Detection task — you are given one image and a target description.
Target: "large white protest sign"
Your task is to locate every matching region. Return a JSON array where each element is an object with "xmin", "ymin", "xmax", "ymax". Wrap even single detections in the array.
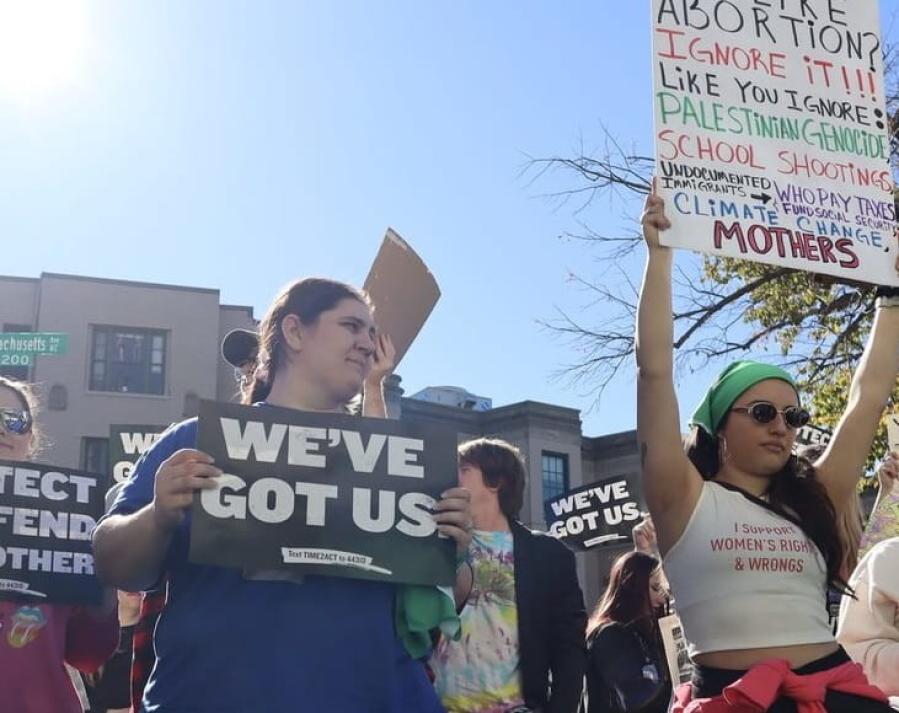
[{"xmin": 653, "ymin": 0, "xmax": 897, "ymax": 286}]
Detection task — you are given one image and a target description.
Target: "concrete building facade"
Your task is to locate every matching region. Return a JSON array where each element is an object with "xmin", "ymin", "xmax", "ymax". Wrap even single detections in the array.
[
  {"xmin": 1, "ymin": 271, "xmax": 641, "ymax": 607},
  {"xmin": 0, "ymin": 272, "xmax": 256, "ymax": 472}
]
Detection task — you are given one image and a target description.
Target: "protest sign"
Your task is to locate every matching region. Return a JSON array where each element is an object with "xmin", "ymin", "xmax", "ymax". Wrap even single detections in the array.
[
  {"xmin": 544, "ymin": 476, "xmax": 641, "ymax": 550},
  {"xmin": 0, "ymin": 460, "xmax": 105, "ymax": 604},
  {"xmin": 652, "ymin": 0, "xmax": 897, "ymax": 286},
  {"xmin": 363, "ymin": 229, "xmax": 441, "ymax": 366},
  {"xmin": 0, "ymin": 332, "xmax": 68, "ymax": 368},
  {"xmin": 190, "ymin": 400, "xmax": 458, "ymax": 585},
  {"xmin": 858, "ymin": 414, "xmax": 899, "ymax": 557},
  {"xmin": 794, "ymin": 424, "xmax": 832, "ymax": 451},
  {"xmin": 109, "ymin": 424, "xmax": 166, "ymax": 484},
  {"xmin": 659, "ymin": 613, "xmax": 693, "ymax": 686}
]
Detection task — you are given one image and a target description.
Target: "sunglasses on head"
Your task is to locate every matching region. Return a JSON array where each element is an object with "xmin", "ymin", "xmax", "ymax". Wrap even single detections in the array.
[
  {"xmin": 0, "ymin": 408, "xmax": 32, "ymax": 435},
  {"xmin": 729, "ymin": 401, "xmax": 809, "ymax": 429}
]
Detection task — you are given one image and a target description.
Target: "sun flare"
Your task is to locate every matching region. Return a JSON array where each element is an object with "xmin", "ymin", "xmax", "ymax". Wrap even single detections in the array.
[{"xmin": 0, "ymin": 0, "xmax": 89, "ymax": 99}]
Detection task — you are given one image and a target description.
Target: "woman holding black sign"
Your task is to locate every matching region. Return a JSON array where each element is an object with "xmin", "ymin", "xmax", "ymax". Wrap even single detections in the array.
[
  {"xmin": 584, "ymin": 551, "xmax": 671, "ymax": 713},
  {"xmin": 93, "ymin": 277, "xmax": 473, "ymax": 713},
  {"xmin": 0, "ymin": 377, "xmax": 119, "ymax": 713},
  {"xmin": 635, "ymin": 187, "xmax": 899, "ymax": 712}
]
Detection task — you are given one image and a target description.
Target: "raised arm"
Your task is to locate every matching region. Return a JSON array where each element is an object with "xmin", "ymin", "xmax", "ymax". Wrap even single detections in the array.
[
  {"xmin": 636, "ymin": 188, "xmax": 703, "ymax": 555},
  {"xmin": 816, "ymin": 270, "xmax": 899, "ymax": 513},
  {"xmin": 361, "ymin": 333, "xmax": 395, "ymax": 419}
]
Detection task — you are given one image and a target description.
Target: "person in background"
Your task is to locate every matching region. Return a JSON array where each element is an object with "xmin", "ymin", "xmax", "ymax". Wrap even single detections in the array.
[
  {"xmin": 837, "ymin": 532, "xmax": 899, "ymax": 700},
  {"xmin": 431, "ymin": 437, "xmax": 586, "ymax": 713},
  {"xmin": 0, "ymin": 377, "xmax": 120, "ymax": 713},
  {"xmin": 82, "ymin": 484, "xmax": 144, "ymax": 713},
  {"xmin": 584, "ymin": 551, "xmax": 671, "ymax": 713},
  {"xmin": 85, "ymin": 590, "xmax": 141, "ymax": 713}
]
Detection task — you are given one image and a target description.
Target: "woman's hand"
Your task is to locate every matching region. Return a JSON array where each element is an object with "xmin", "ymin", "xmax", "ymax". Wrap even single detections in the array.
[
  {"xmin": 641, "ymin": 180, "xmax": 672, "ymax": 252},
  {"xmin": 152, "ymin": 449, "xmax": 221, "ymax": 532},
  {"xmin": 365, "ymin": 333, "xmax": 396, "ymax": 389},
  {"xmin": 433, "ymin": 487, "xmax": 473, "ymax": 556},
  {"xmin": 632, "ymin": 514, "xmax": 659, "ymax": 556}
]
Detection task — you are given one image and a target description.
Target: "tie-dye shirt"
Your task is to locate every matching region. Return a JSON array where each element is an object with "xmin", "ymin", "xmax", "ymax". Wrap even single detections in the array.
[{"xmin": 432, "ymin": 530, "xmax": 526, "ymax": 713}]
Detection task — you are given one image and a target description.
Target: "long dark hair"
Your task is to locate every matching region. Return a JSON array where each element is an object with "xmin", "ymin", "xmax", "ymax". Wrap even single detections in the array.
[
  {"xmin": 685, "ymin": 422, "xmax": 850, "ymax": 593},
  {"xmin": 587, "ymin": 551, "xmax": 659, "ymax": 640},
  {"xmin": 242, "ymin": 278, "xmax": 369, "ymax": 404}
]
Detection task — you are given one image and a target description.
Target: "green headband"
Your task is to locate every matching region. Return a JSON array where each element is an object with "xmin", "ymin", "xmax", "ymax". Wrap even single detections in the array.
[{"xmin": 690, "ymin": 361, "xmax": 798, "ymax": 436}]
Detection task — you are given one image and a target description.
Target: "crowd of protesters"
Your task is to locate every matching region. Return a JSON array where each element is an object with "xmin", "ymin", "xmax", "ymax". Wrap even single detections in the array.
[{"xmin": 1, "ymin": 223, "xmax": 898, "ymax": 712}]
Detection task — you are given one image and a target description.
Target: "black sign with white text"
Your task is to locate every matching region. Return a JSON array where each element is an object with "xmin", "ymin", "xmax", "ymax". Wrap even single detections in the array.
[
  {"xmin": 544, "ymin": 476, "xmax": 642, "ymax": 550},
  {"xmin": 109, "ymin": 424, "xmax": 166, "ymax": 484},
  {"xmin": 190, "ymin": 401, "xmax": 458, "ymax": 586},
  {"xmin": 0, "ymin": 460, "xmax": 105, "ymax": 604}
]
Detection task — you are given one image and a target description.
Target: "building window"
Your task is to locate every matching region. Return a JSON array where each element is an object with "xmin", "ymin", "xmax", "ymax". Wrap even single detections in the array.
[
  {"xmin": 81, "ymin": 437, "xmax": 109, "ymax": 477},
  {"xmin": 1, "ymin": 324, "xmax": 32, "ymax": 381},
  {"xmin": 89, "ymin": 326, "xmax": 167, "ymax": 395},
  {"xmin": 542, "ymin": 452, "xmax": 569, "ymax": 502}
]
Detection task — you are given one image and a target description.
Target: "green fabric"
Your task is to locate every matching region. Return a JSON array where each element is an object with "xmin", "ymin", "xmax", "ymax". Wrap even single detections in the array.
[
  {"xmin": 689, "ymin": 360, "xmax": 798, "ymax": 435},
  {"xmin": 396, "ymin": 585, "xmax": 461, "ymax": 660}
]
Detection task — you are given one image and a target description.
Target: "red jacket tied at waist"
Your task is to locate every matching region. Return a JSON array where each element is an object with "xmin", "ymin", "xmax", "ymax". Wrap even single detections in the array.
[{"xmin": 672, "ymin": 659, "xmax": 888, "ymax": 713}]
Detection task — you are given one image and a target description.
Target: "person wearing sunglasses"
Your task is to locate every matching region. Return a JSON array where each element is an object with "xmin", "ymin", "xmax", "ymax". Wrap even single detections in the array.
[
  {"xmin": 635, "ymin": 187, "xmax": 899, "ymax": 713},
  {"xmin": 0, "ymin": 377, "xmax": 120, "ymax": 713}
]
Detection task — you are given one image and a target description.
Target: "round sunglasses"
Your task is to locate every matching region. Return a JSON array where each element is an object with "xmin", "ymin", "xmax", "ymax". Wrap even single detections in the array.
[
  {"xmin": 729, "ymin": 401, "xmax": 809, "ymax": 429},
  {"xmin": 0, "ymin": 408, "xmax": 33, "ymax": 435}
]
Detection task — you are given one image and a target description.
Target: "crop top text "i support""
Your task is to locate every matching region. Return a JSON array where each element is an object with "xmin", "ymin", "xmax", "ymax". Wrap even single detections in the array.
[{"xmin": 663, "ymin": 481, "xmax": 834, "ymax": 656}]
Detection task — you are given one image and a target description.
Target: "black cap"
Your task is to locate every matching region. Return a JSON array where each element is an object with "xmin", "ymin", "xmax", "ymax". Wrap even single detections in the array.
[{"xmin": 222, "ymin": 328, "xmax": 259, "ymax": 368}]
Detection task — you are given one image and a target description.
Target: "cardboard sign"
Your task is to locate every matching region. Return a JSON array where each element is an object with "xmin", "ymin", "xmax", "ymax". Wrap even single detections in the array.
[
  {"xmin": 659, "ymin": 613, "xmax": 693, "ymax": 686},
  {"xmin": 652, "ymin": 0, "xmax": 897, "ymax": 286},
  {"xmin": 190, "ymin": 400, "xmax": 458, "ymax": 585},
  {"xmin": 544, "ymin": 476, "xmax": 641, "ymax": 550},
  {"xmin": 363, "ymin": 229, "xmax": 441, "ymax": 366},
  {"xmin": 0, "ymin": 460, "xmax": 105, "ymax": 604},
  {"xmin": 109, "ymin": 424, "xmax": 167, "ymax": 484}
]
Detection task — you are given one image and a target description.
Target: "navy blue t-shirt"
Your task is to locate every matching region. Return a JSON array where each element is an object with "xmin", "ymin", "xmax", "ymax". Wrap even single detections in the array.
[{"xmin": 107, "ymin": 417, "xmax": 444, "ymax": 713}]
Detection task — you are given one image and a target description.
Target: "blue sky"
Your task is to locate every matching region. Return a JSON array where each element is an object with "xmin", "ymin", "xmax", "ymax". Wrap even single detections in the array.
[{"xmin": 2, "ymin": 1, "xmax": 897, "ymax": 437}]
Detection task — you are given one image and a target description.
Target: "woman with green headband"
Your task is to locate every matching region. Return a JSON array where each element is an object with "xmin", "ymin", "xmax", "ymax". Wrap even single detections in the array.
[{"xmin": 635, "ymin": 187, "xmax": 899, "ymax": 713}]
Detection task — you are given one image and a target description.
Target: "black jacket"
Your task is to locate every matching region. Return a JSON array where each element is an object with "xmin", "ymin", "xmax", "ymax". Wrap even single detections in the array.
[
  {"xmin": 584, "ymin": 622, "xmax": 670, "ymax": 713},
  {"xmin": 511, "ymin": 520, "xmax": 587, "ymax": 713}
]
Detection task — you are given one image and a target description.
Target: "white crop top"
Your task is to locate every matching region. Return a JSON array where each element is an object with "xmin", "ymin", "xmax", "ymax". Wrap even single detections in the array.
[{"xmin": 663, "ymin": 481, "xmax": 834, "ymax": 656}]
